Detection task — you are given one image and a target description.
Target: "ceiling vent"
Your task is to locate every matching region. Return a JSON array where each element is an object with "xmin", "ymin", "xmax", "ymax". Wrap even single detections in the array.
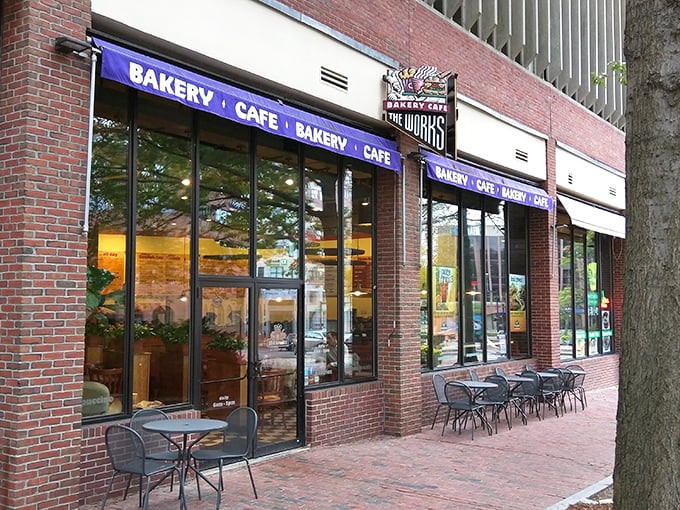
[
  {"xmin": 515, "ymin": 149, "xmax": 529, "ymax": 162},
  {"xmin": 320, "ymin": 66, "xmax": 349, "ymax": 92}
]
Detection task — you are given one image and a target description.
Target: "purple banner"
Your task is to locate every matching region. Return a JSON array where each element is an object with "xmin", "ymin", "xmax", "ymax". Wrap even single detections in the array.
[
  {"xmin": 423, "ymin": 151, "xmax": 553, "ymax": 211},
  {"xmin": 93, "ymin": 38, "xmax": 401, "ymax": 173}
]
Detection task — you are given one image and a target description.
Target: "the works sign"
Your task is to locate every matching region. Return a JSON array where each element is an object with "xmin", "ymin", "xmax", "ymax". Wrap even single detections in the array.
[{"xmin": 383, "ymin": 66, "xmax": 456, "ymax": 157}]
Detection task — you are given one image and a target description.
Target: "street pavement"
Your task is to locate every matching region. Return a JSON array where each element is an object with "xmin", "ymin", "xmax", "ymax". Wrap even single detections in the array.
[{"xmin": 85, "ymin": 386, "xmax": 617, "ymax": 510}]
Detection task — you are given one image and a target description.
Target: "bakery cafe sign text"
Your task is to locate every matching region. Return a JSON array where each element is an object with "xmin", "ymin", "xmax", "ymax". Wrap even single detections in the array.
[{"xmin": 383, "ymin": 66, "xmax": 453, "ymax": 156}]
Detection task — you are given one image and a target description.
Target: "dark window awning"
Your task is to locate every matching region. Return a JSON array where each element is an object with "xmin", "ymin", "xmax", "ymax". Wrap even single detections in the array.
[
  {"xmin": 558, "ymin": 194, "xmax": 626, "ymax": 238},
  {"xmin": 422, "ymin": 151, "xmax": 553, "ymax": 211},
  {"xmin": 92, "ymin": 38, "xmax": 401, "ymax": 173}
]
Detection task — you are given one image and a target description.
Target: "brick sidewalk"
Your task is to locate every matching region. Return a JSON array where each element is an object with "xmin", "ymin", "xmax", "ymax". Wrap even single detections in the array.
[{"xmin": 86, "ymin": 386, "xmax": 617, "ymax": 510}]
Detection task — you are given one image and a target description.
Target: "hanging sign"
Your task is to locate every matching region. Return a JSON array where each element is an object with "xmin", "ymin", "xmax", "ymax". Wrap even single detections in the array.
[{"xmin": 383, "ymin": 66, "xmax": 456, "ymax": 157}]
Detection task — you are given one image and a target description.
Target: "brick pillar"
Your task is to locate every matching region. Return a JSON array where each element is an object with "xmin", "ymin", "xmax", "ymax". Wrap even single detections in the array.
[
  {"xmin": 0, "ymin": 2, "xmax": 91, "ymax": 508},
  {"xmin": 528, "ymin": 138, "xmax": 560, "ymax": 369},
  {"xmin": 376, "ymin": 136, "xmax": 422, "ymax": 437}
]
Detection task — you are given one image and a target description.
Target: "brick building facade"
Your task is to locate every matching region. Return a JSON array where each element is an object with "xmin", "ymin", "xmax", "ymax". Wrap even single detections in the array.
[{"xmin": 0, "ymin": 1, "xmax": 624, "ymax": 508}]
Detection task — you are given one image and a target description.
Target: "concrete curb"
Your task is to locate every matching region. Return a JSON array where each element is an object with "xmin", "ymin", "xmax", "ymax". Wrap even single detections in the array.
[{"xmin": 545, "ymin": 475, "xmax": 613, "ymax": 510}]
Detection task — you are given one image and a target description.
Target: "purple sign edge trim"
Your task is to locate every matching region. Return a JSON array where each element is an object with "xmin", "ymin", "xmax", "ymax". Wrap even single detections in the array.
[
  {"xmin": 93, "ymin": 38, "xmax": 401, "ymax": 174},
  {"xmin": 423, "ymin": 151, "xmax": 554, "ymax": 211}
]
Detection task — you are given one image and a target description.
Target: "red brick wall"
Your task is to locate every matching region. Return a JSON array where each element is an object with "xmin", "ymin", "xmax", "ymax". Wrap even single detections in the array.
[
  {"xmin": 305, "ymin": 382, "xmax": 384, "ymax": 446},
  {"xmin": 0, "ymin": 1, "xmax": 91, "ymax": 509},
  {"xmin": 375, "ymin": 135, "xmax": 425, "ymax": 437}
]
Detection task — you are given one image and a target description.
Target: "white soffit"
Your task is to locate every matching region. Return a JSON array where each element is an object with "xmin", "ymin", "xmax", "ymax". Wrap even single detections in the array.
[
  {"xmin": 456, "ymin": 99, "xmax": 547, "ymax": 181},
  {"xmin": 558, "ymin": 194, "xmax": 626, "ymax": 238},
  {"xmin": 555, "ymin": 146, "xmax": 625, "ymax": 211},
  {"xmin": 92, "ymin": 0, "xmax": 388, "ymax": 121}
]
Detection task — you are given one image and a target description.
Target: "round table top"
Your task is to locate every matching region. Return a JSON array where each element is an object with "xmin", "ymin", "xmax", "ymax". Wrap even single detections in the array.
[
  {"xmin": 142, "ymin": 418, "xmax": 228, "ymax": 435},
  {"xmin": 456, "ymin": 380, "xmax": 497, "ymax": 388}
]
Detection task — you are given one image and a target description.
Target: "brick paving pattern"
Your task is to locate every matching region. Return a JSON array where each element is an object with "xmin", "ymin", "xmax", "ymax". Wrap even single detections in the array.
[{"xmin": 85, "ymin": 386, "xmax": 617, "ymax": 510}]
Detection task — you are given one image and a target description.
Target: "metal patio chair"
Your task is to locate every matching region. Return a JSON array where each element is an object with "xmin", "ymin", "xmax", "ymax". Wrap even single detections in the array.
[
  {"xmin": 191, "ymin": 406, "xmax": 259, "ymax": 508},
  {"xmin": 101, "ymin": 425, "xmax": 181, "ymax": 510}
]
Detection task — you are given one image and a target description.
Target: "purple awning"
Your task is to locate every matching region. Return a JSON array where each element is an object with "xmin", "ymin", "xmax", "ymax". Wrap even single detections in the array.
[
  {"xmin": 423, "ymin": 151, "xmax": 553, "ymax": 211},
  {"xmin": 93, "ymin": 38, "xmax": 401, "ymax": 173}
]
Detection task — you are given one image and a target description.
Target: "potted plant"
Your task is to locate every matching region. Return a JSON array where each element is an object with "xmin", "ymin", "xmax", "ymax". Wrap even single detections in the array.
[
  {"xmin": 204, "ymin": 327, "xmax": 247, "ymax": 376},
  {"xmin": 85, "ymin": 265, "xmax": 124, "ymax": 339},
  {"xmin": 206, "ymin": 330, "xmax": 246, "ymax": 353},
  {"xmin": 157, "ymin": 320, "xmax": 190, "ymax": 347},
  {"xmin": 85, "ymin": 265, "xmax": 124, "ymax": 365}
]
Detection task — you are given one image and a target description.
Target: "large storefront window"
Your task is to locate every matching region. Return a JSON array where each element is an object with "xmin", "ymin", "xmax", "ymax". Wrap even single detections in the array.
[
  {"xmin": 420, "ymin": 183, "xmax": 528, "ymax": 369},
  {"xmin": 558, "ymin": 227, "xmax": 614, "ymax": 359},
  {"xmin": 83, "ymin": 77, "xmax": 378, "ymax": 420},
  {"xmin": 302, "ymin": 149, "xmax": 374, "ymax": 384}
]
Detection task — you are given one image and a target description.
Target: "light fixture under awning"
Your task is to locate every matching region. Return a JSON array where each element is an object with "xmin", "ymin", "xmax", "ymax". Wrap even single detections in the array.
[
  {"xmin": 558, "ymin": 194, "xmax": 626, "ymax": 238},
  {"xmin": 422, "ymin": 151, "xmax": 553, "ymax": 211}
]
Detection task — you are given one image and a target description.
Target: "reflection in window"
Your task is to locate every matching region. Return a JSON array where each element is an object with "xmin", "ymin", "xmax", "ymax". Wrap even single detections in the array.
[
  {"xmin": 134, "ymin": 91, "xmax": 192, "ymax": 406},
  {"xmin": 559, "ymin": 225, "xmax": 615, "ymax": 359},
  {"xmin": 430, "ymin": 199, "xmax": 460, "ymax": 368},
  {"xmin": 303, "ymin": 148, "xmax": 339, "ymax": 384},
  {"xmin": 420, "ymin": 183, "xmax": 529, "ymax": 369},
  {"xmin": 198, "ymin": 115, "xmax": 251, "ymax": 276},
  {"xmin": 83, "ymin": 77, "xmax": 379, "ymax": 420},
  {"xmin": 344, "ymin": 162, "xmax": 374, "ymax": 380},
  {"xmin": 600, "ymin": 237, "xmax": 614, "ymax": 353},
  {"xmin": 84, "ymin": 80, "xmax": 128, "ymax": 417},
  {"xmin": 586, "ymin": 231, "xmax": 600, "ymax": 355},
  {"xmin": 573, "ymin": 230, "xmax": 587, "ymax": 357},
  {"xmin": 461, "ymin": 195, "xmax": 482, "ymax": 364},
  {"xmin": 255, "ymin": 132, "xmax": 300, "ymax": 279},
  {"xmin": 484, "ymin": 201, "xmax": 507, "ymax": 361},
  {"xmin": 508, "ymin": 204, "xmax": 528, "ymax": 357},
  {"xmin": 558, "ymin": 233, "xmax": 574, "ymax": 359}
]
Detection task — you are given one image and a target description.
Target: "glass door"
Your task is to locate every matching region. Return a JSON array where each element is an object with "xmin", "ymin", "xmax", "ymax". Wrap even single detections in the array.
[
  {"xmin": 254, "ymin": 287, "xmax": 299, "ymax": 453},
  {"xmin": 199, "ymin": 286, "xmax": 250, "ymax": 419},
  {"xmin": 198, "ymin": 284, "xmax": 301, "ymax": 455}
]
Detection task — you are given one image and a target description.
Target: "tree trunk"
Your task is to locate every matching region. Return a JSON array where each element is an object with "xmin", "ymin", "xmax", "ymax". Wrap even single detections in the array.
[{"xmin": 616, "ymin": 2, "xmax": 680, "ymax": 508}]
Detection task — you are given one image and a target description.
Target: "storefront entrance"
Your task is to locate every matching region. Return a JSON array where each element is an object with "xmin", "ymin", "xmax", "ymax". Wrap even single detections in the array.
[{"xmin": 199, "ymin": 284, "xmax": 302, "ymax": 456}]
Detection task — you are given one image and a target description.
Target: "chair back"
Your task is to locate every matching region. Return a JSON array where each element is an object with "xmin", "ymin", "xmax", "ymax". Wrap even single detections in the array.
[
  {"xmin": 468, "ymin": 369, "xmax": 480, "ymax": 381},
  {"xmin": 564, "ymin": 365, "xmax": 586, "ymax": 389},
  {"xmin": 432, "ymin": 374, "xmax": 448, "ymax": 404},
  {"xmin": 89, "ymin": 367, "xmax": 124, "ymax": 397},
  {"xmin": 222, "ymin": 406, "xmax": 258, "ymax": 457},
  {"xmin": 105, "ymin": 424, "xmax": 145, "ymax": 474},
  {"xmin": 129, "ymin": 408, "xmax": 178, "ymax": 455},
  {"xmin": 258, "ymin": 369, "xmax": 285, "ymax": 402},
  {"xmin": 483, "ymin": 374, "xmax": 509, "ymax": 403},
  {"xmin": 495, "ymin": 367, "xmax": 508, "ymax": 377},
  {"xmin": 541, "ymin": 367, "xmax": 564, "ymax": 392},
  {"xmin": 518, "ymin": 370, "xmax": 540, "ymax": 396},
  {"xmin": 444, "ymin": 380, "xmax": 474, "ymax": 406}
]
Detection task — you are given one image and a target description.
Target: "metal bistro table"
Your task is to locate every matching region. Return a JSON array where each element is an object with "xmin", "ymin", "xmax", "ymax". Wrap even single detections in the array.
[{"xmin": 143, "ymin": 418, "xmax": 228, "ymax": 509}]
